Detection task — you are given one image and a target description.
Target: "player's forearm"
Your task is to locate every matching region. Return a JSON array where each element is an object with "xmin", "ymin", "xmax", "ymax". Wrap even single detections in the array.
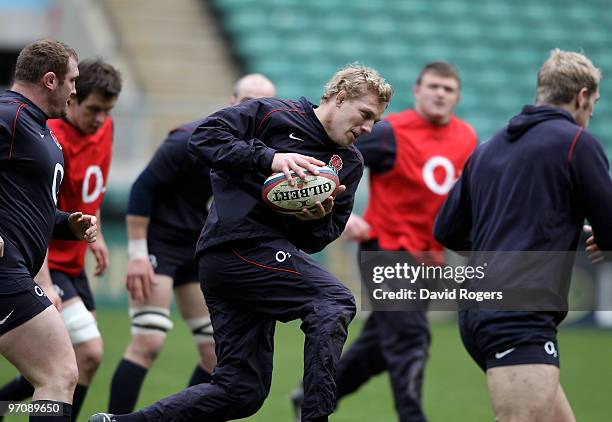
[
  {"xmin": 126, "ymin": 215, "xmax": 150, "ymax": 259},
  {"xmin": 126, "ymin": 215, "xmax": 149, "ymax": 240},
  {"xmin": 94, "ymin": 209, "xmax": 106, "ymax": 242},
  {"xmin": 96, "ymin": 209, "xmax": 102, "ymax": 231}
]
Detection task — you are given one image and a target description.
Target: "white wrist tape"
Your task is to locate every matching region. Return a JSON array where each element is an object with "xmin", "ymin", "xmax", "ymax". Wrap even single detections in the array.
[{"xmin": 128, "ymin": 238, "xmax": 149, "ymax": 259}]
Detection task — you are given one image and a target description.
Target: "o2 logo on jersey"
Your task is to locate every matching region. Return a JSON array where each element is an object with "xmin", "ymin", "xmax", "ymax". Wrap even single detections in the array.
[
  {"xmin": 275, "ymin": 251, "xmax": 291, "ymax": 263},
  {"xmin": 34, "ymin": 285, "xmax": 46, "ymax": 297},
  {"xmin": 52, "ymin": 163, "xmax": 65, "ymax": 205},
  {"xmin": 422, "ymin": 156, "xmax": 456, "ymax": 195},
  {"xmin": 544, "ymin": 341, "xmax": 558, "ymax": 358},
  {"xmin": 82, "ymin": 165, "xmax": 105, "ymax": 204}
]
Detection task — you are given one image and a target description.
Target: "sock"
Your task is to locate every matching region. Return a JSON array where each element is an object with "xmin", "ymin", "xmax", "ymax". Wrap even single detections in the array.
[
  {"xmin": 114, "ymin": 411, "xmax": 146, "ymax": 422},
  {"xmin": 28, "ymin": 400, "xmax": 71, "ymax": 422},
  {"xmin": 0, "ymin": 375, "xmax": 35, "ymax": 420},
  {"xmin": 187, "ymin": 364, "xmax": 212, "ymax": 386},
  {"xmin": 0, "ymin": 375, "xmax": 35, "ymax": 401},
  {"xmin": 108, "ymin": 359, "xmax": 148, "ymax": 414},
  {"xmin": 70, "ymin": 384, "xmax": 88, "ymax": 422}
]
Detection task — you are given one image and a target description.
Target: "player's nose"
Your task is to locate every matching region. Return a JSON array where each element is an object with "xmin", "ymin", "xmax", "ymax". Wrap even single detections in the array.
[
  {"xmin": 361, "ymin": 120, "xmax": 374, "ymax": 134},
  {"xmin": 95, "ymin": 113, "xmax": 106, "ymax": 125}
]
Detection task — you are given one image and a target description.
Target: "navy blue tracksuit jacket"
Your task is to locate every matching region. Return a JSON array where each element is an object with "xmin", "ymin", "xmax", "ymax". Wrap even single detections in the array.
[
  {"xmin": 188, "ymin": 96, "xmax": 363, "ymax": 255},
  {"xmin": 435, "ymin": 105, "xmax": 612, "ymax": 310},
  {"xmin": 0, "ymin": 90, "xmax": 76, "ymax": 292}
]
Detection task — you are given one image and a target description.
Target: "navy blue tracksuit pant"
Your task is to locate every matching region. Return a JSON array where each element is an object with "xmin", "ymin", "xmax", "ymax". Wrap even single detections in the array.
[
  {"xmin": 335, "ymin": 240, "xmax": 430, "ymax": 422},
  {"xmin": 140, "ymin": 237, "xmax": 356, "ymax": 422}
]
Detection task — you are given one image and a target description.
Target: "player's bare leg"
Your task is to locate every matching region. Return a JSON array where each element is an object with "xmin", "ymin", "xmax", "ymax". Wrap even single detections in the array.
[
  {"xmin": 108, "ymin": 275, "xmax": 174, "ymax": 414},
  {"xmin": 0, "ymin": 306, "xmax": 78, "ymax": 403},
  {"xmin": 124, "ymin": 275, "xmax": 174, "ymax": 368},
  {"xmin": 487, "ymin": 364, "xmax": 569, "ymax": 422},
  {"xmin": 74, "ymin": 338, "xmax": 103, "ymax": 383},
  {"xmin": 175, "ymin": 282, "xmax": 216, "ymax": 380},
  {"xmin": 549, "ymin": 385, "xmax": 576, "ymax": 422},
  {"xmin": 62, "ymin": 297, "xmax": 103, "ymax": 385},
  {"xmin": 56, "ymin": 296, "xmax": 103, "ymax": 420}
]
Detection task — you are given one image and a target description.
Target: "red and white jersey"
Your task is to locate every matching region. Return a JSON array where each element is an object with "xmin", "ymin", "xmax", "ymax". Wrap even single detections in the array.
[
  {"xmin": 47, "ymin": 117, "xmax": 113, "ymax": 276},
  {"xmin": 358, "ymin": 110, "xmax": 477, "ymax": 254}
]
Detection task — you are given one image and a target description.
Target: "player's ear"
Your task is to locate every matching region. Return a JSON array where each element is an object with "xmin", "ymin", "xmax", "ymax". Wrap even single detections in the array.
[
  {"xmin": 575, "ymin": 87, "xmax": 588, "ymax": 109},
  {"xmin": 41, "ymin": 71, "xmax": 57, "ymax": 91},
  {"xmin": 336, "ymin": 90, "xmax": 346, "ymax": 107}
]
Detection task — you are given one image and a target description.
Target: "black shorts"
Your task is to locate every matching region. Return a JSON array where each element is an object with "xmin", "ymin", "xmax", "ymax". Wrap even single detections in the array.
[
  {"xmin": 0, "ymin": 279, "xmax": 52, "ymax": 335},
  {"xmin": 51, "ymin": 270, "xmax": 96, "ymax": 311},
  {"xmin": 459, "ymin": 309, "xmax": 560, "ymax": 371},
  {"xmin": 148, "ymin": 237, "xmax": 198, "ymax": 287}
]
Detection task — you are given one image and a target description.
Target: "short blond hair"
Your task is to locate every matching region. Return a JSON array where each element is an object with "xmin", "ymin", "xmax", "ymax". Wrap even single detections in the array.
[
  {"xmin": 321, "ymin": 63, "xmax": 393, "ymax": 104},
  {"xmin": 536, "ymin": 49, "xmax": 601, "ymax": 105}
]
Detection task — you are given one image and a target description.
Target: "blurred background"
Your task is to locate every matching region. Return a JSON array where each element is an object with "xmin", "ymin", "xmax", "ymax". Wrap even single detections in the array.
[{"xmin": 1, "ymin": 0, "xmax": 611, "ymax": 420}]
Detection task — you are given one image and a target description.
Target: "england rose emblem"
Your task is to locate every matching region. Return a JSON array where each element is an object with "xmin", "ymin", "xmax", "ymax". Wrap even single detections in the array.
[{"xmin": 328, "ymin": 154, "xmax": 343, "ymax": 174}]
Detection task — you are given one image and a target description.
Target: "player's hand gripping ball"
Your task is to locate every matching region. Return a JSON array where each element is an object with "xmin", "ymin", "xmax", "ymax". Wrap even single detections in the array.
[{"xmin": 262, "ymin": 166, "xmax": 340, "ymax": 213}]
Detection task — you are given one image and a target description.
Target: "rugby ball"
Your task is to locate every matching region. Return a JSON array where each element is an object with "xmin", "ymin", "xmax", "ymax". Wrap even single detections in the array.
[{"xmin": 262, "ymin": 167, "xmax": 340, "ymax": 213}]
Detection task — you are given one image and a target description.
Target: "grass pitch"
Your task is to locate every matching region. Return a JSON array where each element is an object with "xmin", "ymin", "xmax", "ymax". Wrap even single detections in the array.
[{"xmin": 1, "ymin": 309, "xmax": 611, "ymax": 421}]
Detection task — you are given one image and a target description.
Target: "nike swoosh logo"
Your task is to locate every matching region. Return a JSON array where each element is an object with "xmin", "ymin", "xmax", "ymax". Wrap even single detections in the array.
[
  {"xmin": 39, "ymin": 133, "xmax": 45, "ymax": 138},
  {"xmin": 0, "ymin": 310, "xmax": 14, "ymax": 325},
  {"xmin": 494, "ymin": 347, "xmax": 516, "ymax": 359},
  {"xmin": 289, "ymin": 133, "xmax": 305, "ymax": 142}
]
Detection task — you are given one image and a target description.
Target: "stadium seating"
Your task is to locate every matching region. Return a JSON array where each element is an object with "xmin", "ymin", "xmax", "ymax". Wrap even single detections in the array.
[{"xmin": 211, "ymin": 0, "xmax": 612, "ymax": 153}]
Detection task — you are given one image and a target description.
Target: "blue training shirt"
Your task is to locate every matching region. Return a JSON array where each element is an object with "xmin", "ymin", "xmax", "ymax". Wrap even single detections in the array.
[{"xmin": 0, "ymin": 90, "xmax": 74, "ymax": 292}]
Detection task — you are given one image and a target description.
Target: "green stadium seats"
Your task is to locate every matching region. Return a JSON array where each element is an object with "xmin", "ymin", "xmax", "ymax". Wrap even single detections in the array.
[{"xmin": 210, "ymin": 0, "xmax": 612, "ymax": 156}]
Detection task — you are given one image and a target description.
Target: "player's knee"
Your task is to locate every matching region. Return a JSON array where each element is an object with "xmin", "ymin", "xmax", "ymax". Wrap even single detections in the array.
[
  {"xmin": 64, "ymin": 360, "xmax": 80, "ymax": 390},
  {"xmin": 239, "ymin": 395, "xmax": 267, "ymax": 418},
  {"xmin": 198, "ymin": 343, "xmax": 217, "ymax": 370},
  {"xmin": 128, "ymin": 306, "xmax": 173, "ymax": 362},
  {"xmin": 216, "ymin": 368, "xmax": 270, "ymax": 418},
  {"xmin": 492, "ymin": 390, "xmax": 554, "ymax": 422},
  {"xmin": 61, "ymin": 301, "xmax": 101, "ymax": 345},
  {"xmin": 305, "ymin": 294, "xmax": 355, "ymax": 333},
  {"xmin": 36, "ymin": 358, "xmax": 79, "ymax": 393},
  {"xmin": 129, "ymin": 334, "xmax": 166, "ymax": 364},
  {"xmin": 232, "ymin": 387, "xmax": 268, "ymax": 418},
  {"xmin": 496, "ymin": 402, "xmax": 552, "ymax": 422},
  {"xmin": 76, "ymin": 342, "xmax": 104, "ymax": 375},
  {"xmin": 130, "ymin": 306, "xmax": 173, "ymax": 337},
  {"xmin": 329, "ymin": 293, "xmax": 357, "ymax": 322},
  {"xmin": 335, "ymin": 284, "xmax": 357, "ymax": 310},
  {"xmin": 494, "ymin": 406, "xmax": 523, "ymax": 422}
]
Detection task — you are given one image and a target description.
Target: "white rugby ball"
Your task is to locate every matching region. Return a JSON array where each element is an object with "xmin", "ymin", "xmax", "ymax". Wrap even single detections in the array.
[{"xmin": 262, "ymin": 167, "xmax": 340, "ymax": 213}]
